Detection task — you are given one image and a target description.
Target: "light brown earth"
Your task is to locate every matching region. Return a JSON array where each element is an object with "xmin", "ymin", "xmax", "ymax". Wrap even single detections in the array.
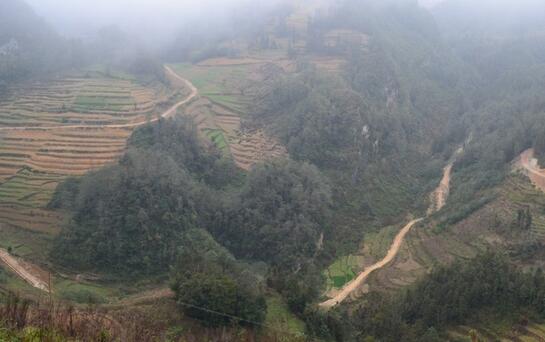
[
  {"xmin": 0, "ymin": 248, "xmax": 49, "ymax": 292},
  {"xmin": 320, "ymin": 218, "xmax": 423, "ymax": 308},
  {"xmin": 518, "ymin": 148, "xmax": 545, "ymax": 192},
  {"xmin": 427, "ymin": 164, "xmax": 453, "ymax": 215},
  {"xmin": 320, "ymin": 155, "xmax": 458, "ymax": 309}
]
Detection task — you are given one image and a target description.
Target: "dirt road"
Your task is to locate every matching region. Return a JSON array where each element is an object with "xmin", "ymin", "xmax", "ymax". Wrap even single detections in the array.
[
  {"xmin": 0, "ymin": 66, "xmax": 198, "ymax": 132},
  {"xmin": 519, "ymin": 149, "xmax": 545, "ymax": 192},
  {"xmin": 319, "ymin": 218, "xmax": 422, "ymax": 308},
  {"xmin": 0, "ymin": 66, "xmax": 196, "ymax": 293},
  {"xmin": 0, "ymin": 248, "xmax": 49, "ymax": 292},
  {"xmin": 427, "ymin": 164, "xmax": 453, "ymax": 215},
  {"xmin": 320, "ymin": 155, "xmax": 458, "ymax": 309}
]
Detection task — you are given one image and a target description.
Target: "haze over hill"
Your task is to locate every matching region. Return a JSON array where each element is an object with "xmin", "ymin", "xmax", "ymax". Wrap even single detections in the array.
[{"xmin": 2, "ymin": 0, "xmax": 545, "ymax": 341}]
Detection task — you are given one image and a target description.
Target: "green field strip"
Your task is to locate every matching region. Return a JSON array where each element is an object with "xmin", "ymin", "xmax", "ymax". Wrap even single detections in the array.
[
  {"xmin": 203, "ymin": 128, "xmax": 229, "ymax": 151},
  {"xmin": 324, "ymin": 254, "xmax": 361, "ymax": 289},
  {"xmin": 265, "ymin": 292, "xmax": 306, "ymax": 336},
  {"xmin": 206, "ymin": 94, "xmax": 247, "ymax": 113}
]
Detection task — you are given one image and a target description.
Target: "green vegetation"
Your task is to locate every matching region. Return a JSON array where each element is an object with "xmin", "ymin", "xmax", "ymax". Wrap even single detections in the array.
[
  {"xmin": 73, "ymin": 95, "xmax": 134, "ymax": 112},
  {"xmin": 50, "ymin": 116, "xmax": 333, "ymax": 327},
  {"xmin": 0, "ymin": 268, "xmax": 7, "ymax": 284},
  {"xmin": 347, "ymin": 253, "xmax": 545, "ymax": 341},
  {"xmin": 203, "ymin": 129, "xmax": 228, "ymax": 151},
  {"xmin": 50, "ymin": 118, "xmax": 232, "ymax": 274},
  {"xmin": 265, "ymin": 293, "xmax": 306, "ymax": 336},
  {"xmin": 54, "ymin": 279, "xmax": 113, "ymax": 304},
  {"xmin": 214, "ymin": 158, "xmax": 331, "ymax": 268},
  {"xmin": 0, "ymin": 169, "xmax": 62, "ymax": 209},
  {"xmin": 314, "ymin": 253, "xmax": 545, "ymax": 341},
  {"xmin": 171, "ymin": 229, "xmax": 267, "ymax": 327},
  {"xmin": 325, "ymin": 255, "xmax": 360, "ymax": 289},
  {"xmin": 169, "ymin": 63, "xmax": 248, "ymax": 95},
  {"xmin": 5, "ymin": 0, "xmax": 545, "ymax": 339},
  {"xmin": 169, "ymin": 63, "xmax": 249, "ymax": 112}
]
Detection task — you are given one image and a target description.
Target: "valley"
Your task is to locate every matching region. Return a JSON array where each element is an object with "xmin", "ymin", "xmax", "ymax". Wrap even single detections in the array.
[
  {"xmin": 321, "ymin": 153, "xmax": 458, "ymax": 308},
  {"xmin": 3, "ymin": 0, "xmax": 545, "ymax": 340}
]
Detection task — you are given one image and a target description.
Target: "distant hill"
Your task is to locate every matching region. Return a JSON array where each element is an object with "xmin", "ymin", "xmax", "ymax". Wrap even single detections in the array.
[{"xmin": 0, "ymin": 0, "xmax": 72, "ymax": 86}]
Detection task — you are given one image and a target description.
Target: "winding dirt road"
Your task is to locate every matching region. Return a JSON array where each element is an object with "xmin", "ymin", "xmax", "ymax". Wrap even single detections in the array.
[
  {"xmin": 320, "ymin": 218, "xmax": 423, "ymax": 308},
  {"xmin": 320, "ymin": 157, "xmax": 457, "ymax": 309},
  {"xmin": 0, "ymin": 66, "xmax": 196, "ymax": 292},
  {"xmin": 0, "ymin": 248, "xmax": 49, "ymax": 292},
  {"xmin": 0, "ymin": 66, "xmax": 198, "ymax": 132}
]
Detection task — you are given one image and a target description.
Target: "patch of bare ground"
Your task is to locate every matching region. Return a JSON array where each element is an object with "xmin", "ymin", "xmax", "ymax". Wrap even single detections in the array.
[
  {"xmin": 115, "ymin": 288, "xmax": 175, "ymax": 307},
  {"xmin": 0, "ymin": 248, "xmax": 50, "ymax": 292},
  {"xmin": 517, "ymin": 148, "xmax": 545, "ymax": 192}
]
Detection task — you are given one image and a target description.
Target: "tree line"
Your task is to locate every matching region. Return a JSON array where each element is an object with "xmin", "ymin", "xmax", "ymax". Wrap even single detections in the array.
[{"xmin": 50, "ymin": 118, "xmax": 332, "ymax": 326}]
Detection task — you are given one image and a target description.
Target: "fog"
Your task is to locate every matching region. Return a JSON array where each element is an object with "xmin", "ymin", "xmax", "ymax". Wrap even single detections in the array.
[
  {"xmin": 433, "ymin": 0, "xmax": 545, "ymax": 34},
  {"xmin": 25, "ymin": 0, "xmax": 279, "ymax": 48},
  {"xmin": 22, "ymin": 0, "xmax": 545, "ymax": 50}
]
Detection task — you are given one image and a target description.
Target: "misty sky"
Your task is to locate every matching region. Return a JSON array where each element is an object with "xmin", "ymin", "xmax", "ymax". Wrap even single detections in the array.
[
  {"xmin": 26, "ymin": 0, "xmax": 253, "ymax": 40},
  {"xmin": 25, "ymin": 0, "xmax": 545, "ymax": 44}
]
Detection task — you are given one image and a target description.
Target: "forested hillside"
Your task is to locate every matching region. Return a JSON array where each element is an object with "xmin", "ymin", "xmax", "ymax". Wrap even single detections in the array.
[{"xmin": 3, "ymin": 0, "xmax": 545, "ymax": 341}]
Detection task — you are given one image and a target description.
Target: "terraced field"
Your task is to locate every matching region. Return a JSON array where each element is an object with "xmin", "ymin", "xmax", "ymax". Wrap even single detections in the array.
[
  {"xmin": 171, "ymin": 63, "xmax": 286, "ymax": 170},
  {"xmin": 449, "ymin": 322, "xmax": 545, "ymax": 341},
  {"xmin": 368, "ymin": 173, "xmax": 545, "ymax": 294},
  {"xmin": 0, "ymin": 77, "xmax": 159, "ymax": 128},
  {"xmin": 0, "ymin": 71, "xmax": 178, "ymax": 240}
]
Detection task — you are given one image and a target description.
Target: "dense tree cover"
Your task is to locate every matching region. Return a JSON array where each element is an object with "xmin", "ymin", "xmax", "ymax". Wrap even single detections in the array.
[
  {"xmin": 253, "ymin": 68, "xmax": 369, "ymax": 169},
  {"xmin": 51, "ymin": 118, "xmax": 331, "ymax": 286},
  {"xmin": 171, "ymin": 229, "xmax": 267, "ymax": 327},
  {"xmin": 307, "ymin": 0, "xmax": 474, "ymax": 156},
  {"xmin": 347, "ymin": 253, "xmax": 545, "ymax": 341},
  {"xmin": 212, "ymin": 158, "xmax": 332, "ymax": 270},
  {"xmin": 50, "ymin": 118, "xmax": 232, "ymax": 274},
  {"xmin": 250, "ymin": 0, "xmax": 472, "ymax": 257},
  {"xmin": 303, "ymin": 253, "xmax": 545, "ymax": 341}
]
